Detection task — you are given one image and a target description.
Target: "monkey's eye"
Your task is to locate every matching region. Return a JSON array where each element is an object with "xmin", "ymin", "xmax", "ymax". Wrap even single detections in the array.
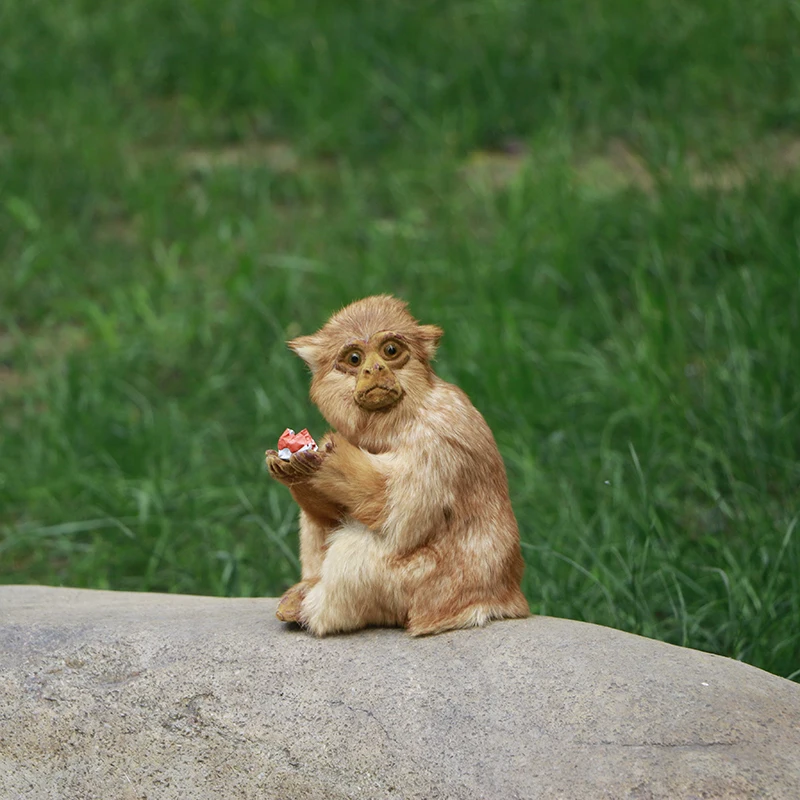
[
  {"xmin": 347, "ymin": 351, "xmax": 362, "ymax": 366},
  {"xmin": 382, "ymin": 342, "xmax": 399, "ymax": 358}
]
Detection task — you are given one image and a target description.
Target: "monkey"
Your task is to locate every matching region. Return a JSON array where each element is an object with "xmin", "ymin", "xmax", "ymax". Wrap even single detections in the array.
[{"xmin": 265, "ymin": 295, "xmax": 530, "ymax": 636}]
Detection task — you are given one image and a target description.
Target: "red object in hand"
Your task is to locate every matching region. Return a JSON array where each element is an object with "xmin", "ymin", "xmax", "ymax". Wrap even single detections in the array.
[{"xmin": 278, "ymin": 428, "xmax": 317, "ymax": 453}]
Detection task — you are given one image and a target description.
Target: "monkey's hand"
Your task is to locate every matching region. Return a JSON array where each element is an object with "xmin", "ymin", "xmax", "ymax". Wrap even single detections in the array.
[{"xmin": 266, "ymin": 445, "xmax": 330, "ymax": 487}]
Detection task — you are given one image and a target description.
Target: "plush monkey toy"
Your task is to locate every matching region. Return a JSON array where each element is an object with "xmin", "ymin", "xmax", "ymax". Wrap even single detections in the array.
[{"xmin": 266, "ymin": 295, "xmax": 529, "ymax": 636}]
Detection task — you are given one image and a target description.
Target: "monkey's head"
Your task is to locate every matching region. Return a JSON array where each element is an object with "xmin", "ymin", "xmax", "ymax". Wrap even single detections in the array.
[{"xmin": 288, "ymin": 295, "xmax": 443, "ymax": 439}]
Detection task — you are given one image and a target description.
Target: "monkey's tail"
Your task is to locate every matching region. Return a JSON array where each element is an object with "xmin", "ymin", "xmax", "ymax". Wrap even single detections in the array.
[{"xmin": 406, "ymin": 593, "xmax": 530, "ymax": 637}]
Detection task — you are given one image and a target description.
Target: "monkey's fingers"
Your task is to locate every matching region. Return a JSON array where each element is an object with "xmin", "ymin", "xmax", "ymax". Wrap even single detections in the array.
[
  {"xmin": 266, "ymin": 450, "xmax": 296, "ymax": 482},
  {"xmin": 317, "ymin": 431, "xmax": 337, "ymax": 452},
  {"xmin": 292, "ymin": 449, "xmax": 324, "ymax": 477},
  {"xmin": 265, "ymin": 451, "xmax": 284, "ymax": 466}
]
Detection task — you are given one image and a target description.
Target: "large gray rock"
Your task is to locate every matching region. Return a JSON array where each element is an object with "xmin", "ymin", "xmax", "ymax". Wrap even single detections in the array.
[{"xmin": 0, "ymin": 586, "xmax": 798, "ymax": 799}]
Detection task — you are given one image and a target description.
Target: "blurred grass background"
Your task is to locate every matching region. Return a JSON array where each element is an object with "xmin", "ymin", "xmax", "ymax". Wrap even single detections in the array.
[{"xmin": 1, "ymin": 0, "xmax": 798, "ymax": 680}]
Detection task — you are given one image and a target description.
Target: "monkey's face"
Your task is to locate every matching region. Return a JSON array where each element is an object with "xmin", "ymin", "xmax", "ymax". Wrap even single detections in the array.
[
  {"xmin": 338, "ymin": 332, "xmax": 408, "ymax": 411},
  {"xmin": 288, "ymin": 295, "xmax": 443, "ymax": 439}
]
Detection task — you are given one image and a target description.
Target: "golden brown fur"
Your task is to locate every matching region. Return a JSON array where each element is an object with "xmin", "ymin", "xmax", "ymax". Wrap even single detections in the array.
[{"xmin": 266, "ymin": 295, "xmax": 529, "ymax": 636}]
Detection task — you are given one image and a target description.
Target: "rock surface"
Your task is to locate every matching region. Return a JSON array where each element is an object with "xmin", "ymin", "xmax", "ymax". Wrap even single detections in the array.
[{"xmin": 1, "ymin": 586, "xmax": 798, "ymax": 800}]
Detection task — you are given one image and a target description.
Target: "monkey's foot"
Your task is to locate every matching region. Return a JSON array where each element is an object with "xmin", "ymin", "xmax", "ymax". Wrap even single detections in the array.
[{"xmin": 276, "ymin": 581, "xmax": 313, "ymax": 623}]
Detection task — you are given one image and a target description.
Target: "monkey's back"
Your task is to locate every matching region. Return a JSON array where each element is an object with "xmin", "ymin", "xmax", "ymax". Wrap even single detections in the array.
[{"xmin": 375, "ymin": 378, "xmax": 529, "ymax": 634}]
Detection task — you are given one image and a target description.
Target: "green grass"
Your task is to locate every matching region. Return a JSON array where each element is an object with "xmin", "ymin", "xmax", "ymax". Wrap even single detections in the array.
[{"xmin": 1, "ymin": 0, "xmax": 799, "ymax": 680}]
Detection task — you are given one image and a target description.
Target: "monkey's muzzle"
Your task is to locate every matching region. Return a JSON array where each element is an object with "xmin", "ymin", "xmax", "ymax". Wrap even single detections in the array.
[
  {"xmin": 354, "ymin": 353, "xmax": 404, "ymax": 410},
  {"xmin": 355, "ymin": 382, "xmax": 403, "ymax": 411}
]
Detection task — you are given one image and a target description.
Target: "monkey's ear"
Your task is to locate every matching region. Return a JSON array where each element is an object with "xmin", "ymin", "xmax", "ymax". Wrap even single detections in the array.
[
  {"xmin": 417, "ymin": 324, "xmax": 444, "ymax": 361},
  {"xmin": 288, "ymin": 335, "xmax": 322, "ymax": 372}
]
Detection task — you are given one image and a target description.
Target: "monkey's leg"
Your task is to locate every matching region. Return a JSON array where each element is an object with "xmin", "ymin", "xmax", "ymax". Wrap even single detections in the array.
[
  {"xmin": 276, "ymin": 508, "xmax": 336, "ymax": 624},
  {"xmin": 299, "ymin": 524, "xmax": 405, "ymax": 636},
  {"xmin": 296, "ymin": 509, "xmax": 332, "ymax": 579},
  {"xmin": 276, "ymin": 576, "xmax": 320, "ymax": 622}
]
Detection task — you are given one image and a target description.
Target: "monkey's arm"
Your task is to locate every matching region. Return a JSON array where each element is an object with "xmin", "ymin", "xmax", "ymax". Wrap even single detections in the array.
[
  {"xmin": 290, "ymin": 482, "xmax": 344, "ymax": 526},
  {"xmin": 310, "ymin": 435, "xmax": 389, "ymax": 530},
  {"xmin": 266, "ymin": 449, "xmax": 343, "ymax": 523},
  {"xmin": 267, "ymin": 439, "xmax": 388, "ymax": 530}
]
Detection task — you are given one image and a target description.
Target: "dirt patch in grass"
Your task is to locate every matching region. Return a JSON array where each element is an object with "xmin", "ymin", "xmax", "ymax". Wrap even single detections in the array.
[
  {"xmin": 177, "ymin": 141, "xmax": 300, "ymax": 175},
  {"xmin": 575, "ymin": 140, "xmax": 654, "ymax": 196},
  {"xmin": 94, "ymin": 216, "xmax": 142, "ymax": 245},
  {"xmin": 0, "ymin": 324, "xmax": 88, "ymax": 397},
  {"xmin": 462, "ymin": 136, "xmax": 800, "ymax": 196},
  {"xmin": 0, "ymin": 364, "xmax": 29, "ymax": 393}
]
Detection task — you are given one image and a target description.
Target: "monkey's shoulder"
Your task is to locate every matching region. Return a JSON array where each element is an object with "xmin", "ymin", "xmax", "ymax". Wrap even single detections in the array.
[{"xmin": 415, "ymin": 379, "xmax": 499, "ymax": 450}]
